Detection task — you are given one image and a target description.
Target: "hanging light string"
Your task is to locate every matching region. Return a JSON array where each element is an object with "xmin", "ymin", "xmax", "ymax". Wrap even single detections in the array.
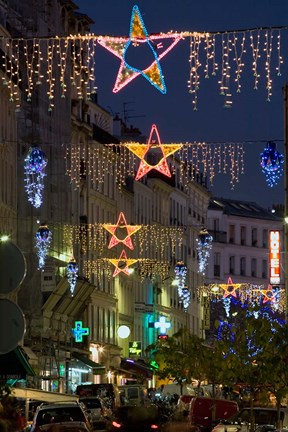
[{"xmin": 0, "ymin": 25, "xmax": 287, "ymax": 108}]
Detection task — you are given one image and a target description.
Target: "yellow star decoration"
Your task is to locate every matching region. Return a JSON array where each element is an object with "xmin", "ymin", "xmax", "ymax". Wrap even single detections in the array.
[
  {"xmin": 125, "ymin": 124, "xmax": 183, "ymax": 180},
  {"xmin": 103, "ymin": 212, "xmax": 141, "ymax": 250},
  {"xmin": 108, "ymin": 249, "xmax": 138, "ymax": 277},
  {"xmin": 219, "ymin": 276, "xmax": 242, "ymax": 298},
  {"xmin": 260, "ymin": 284, "xmax": 277, "ymax": 303}
]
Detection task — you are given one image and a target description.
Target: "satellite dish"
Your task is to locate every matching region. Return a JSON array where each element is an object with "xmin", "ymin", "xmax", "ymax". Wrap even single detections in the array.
[
  {"xmin": 0, "ymin": 299, "xmax": 25, "ymax": 354},
  {"xmin": 0, "ymin": 241, "xmax": 26, "ymax": 294}
]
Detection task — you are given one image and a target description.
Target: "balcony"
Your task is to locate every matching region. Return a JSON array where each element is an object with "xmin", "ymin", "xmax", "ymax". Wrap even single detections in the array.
[{"xmin": 211, "ymin": 231, "xmax": 227, "ymax": 243}]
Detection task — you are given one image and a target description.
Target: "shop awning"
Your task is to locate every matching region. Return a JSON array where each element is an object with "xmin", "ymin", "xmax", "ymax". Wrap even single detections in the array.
[
  {"xmin": 120, "ymin": 358, "xmax": 153, "ymax": 380},
  {"xmin": 72, "ymin": 352, "xmax": 106, "ymax": 375},
  {"xmin": 0, "ymin": 346, "xmax": 36, "ymax": 380}
]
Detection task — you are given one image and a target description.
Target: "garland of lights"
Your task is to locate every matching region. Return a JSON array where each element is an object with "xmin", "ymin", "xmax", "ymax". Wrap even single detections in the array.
[
  {"xmin": 65, "ymin": 140, "xmax": 245, "ymax": 190},
  {"xmin": 260, "ymin": 141, "xmax": 284, "ymax": 187},
  {"xmin": 35, "ymin": 224, "xmax": 52, "ymax": 269},
  {"xmin": 0, "ymin": 11, "xmax": 286, "ymax": 109},
  {"xmin": 198, "ymin": 281, "xmax": 285, "ymax": 313},
  {"xmin": 174, "ymin": 262, "xmax": 190, "ymax": 310},
  {"xmin": 196, "ymin": 228, "xmax": 213, "ymax": 274},
  {"xmin": 66, "ymin": 258, "xmax": 78, "ymax": 296},
  {"xmin": 24, "ymin": 146, "xmax": 47, "ymax": 208}
]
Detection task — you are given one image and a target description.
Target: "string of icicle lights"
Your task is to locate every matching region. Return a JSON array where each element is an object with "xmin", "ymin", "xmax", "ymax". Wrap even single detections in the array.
[
  {"xmin": 0, "ymin": 24, "xmax": 287, "ymax": 109},
  {"xmin": 65, "ymin": 140, "xmax": 245, "ymax": 190}
]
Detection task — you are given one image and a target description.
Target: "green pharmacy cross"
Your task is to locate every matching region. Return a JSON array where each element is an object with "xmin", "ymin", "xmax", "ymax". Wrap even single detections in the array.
[
  {"xmin": 154, "ymin": 316, "xmax": 171, "ymax": 334},
  {"xmin": 72, "ymin": 321, "xmax": 89, "ymax": 342}
]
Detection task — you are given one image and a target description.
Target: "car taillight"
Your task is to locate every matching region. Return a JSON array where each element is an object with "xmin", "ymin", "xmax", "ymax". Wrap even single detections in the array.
[
  {"xmin": 112, "ymin": 421, "xmax": 122, "ymax": 428},
  {"xmin": 151, "ymin": 425, "xmax": 158, "ymax": 429}
]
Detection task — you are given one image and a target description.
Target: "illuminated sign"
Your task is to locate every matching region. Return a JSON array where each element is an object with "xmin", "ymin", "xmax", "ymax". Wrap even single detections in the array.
[
  {"xmin": 129, "ymin": 341, "xmax": 142, "ymax": 356},
  {"xmin": 157, "ymin": 334, "xmax": 168, "ymax": 340},
  {"xmin": 72, "ymin": 321, "xmax": 89, "ymax": 343},
  {"xmin": 269, "ymin": 230, "xmax": 281, "ymax": 285},
  {"xmin": 154, "ymin": 316, "xmax": 171, "ymax": 334}
]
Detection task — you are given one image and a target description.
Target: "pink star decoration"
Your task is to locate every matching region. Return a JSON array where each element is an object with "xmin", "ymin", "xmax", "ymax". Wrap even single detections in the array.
[{"xmin": 103, "ymin": 212, "xmax": 141, "ymax": 250}]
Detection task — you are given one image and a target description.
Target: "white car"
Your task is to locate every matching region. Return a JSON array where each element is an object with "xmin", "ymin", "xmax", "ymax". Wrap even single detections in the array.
[
  {"xmin": 79, "ymin": 397, "xmax": 107, "ymax": 431},
  {"xmin": 28, "ymin": 401, "xmax": 93, "ymax": 432},
  {"xmin": 212, "ymin": 407, "xmax": 288, "ymax": 432}
]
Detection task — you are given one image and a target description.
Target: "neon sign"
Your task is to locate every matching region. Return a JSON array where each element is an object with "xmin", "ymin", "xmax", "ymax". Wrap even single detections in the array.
[{"xmin": 269, "ymin": 230, "xmax": 280, "ymax": 285}]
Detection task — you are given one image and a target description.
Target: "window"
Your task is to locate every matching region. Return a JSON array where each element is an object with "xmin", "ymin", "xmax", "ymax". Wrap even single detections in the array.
[
  {"xmin": 262, "ymin": 259, "xmax": 267, "ymax": 279},
  {"xmin": 229, "ymin": 225, "xmax": 235, "ymax": 243},
  {"xmin": 240, "ymin": 226, "xmax": 246, "ymax": 245},
  {"xmin": 214, "ymin": 252, "xmax": 220, "ymax": 277},
  {"xmin": 252, "ymin": 228, "xmax": 258, "ymax": 246},
  {"xmin": 251, "ymin": 258, "xmax": 257, "ymax": 277},
  {"xmin": 229, "ymin": 256, "xmax": 235, "ymax": 274},
  {"xmin": 240, "ymin": 257, "xmax": 246, "ymax": 276},
  {"xmin": 263, "ymin": 229, "xmax": 268, "ymax": 248}
]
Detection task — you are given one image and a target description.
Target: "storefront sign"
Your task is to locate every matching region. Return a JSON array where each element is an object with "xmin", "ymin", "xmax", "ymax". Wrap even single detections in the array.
[
  {"xmin": 129, "ymin": 341, "xmax": 142, "ymax": 356},
  {"xmin": 269, "ymin": 230, "xmax": 280, "ymax": 285}
]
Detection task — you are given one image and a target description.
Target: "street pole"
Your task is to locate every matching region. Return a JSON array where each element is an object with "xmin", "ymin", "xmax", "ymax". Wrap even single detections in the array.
[{"xmin": 284, "ymin": 84, "xmax": 288, "ymax": 319}]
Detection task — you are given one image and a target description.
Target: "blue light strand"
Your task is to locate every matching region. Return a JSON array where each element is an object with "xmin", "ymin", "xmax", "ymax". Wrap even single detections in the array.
[
  {"xmin": 175, "ymin": 262, "xmax": 190, "ymax": 310},
  {"xmin": 67, "ymin": 259, "xmax": 78, "ymax": 296},
  {"xmin": 260, "ymin": 141, "xmax": 284, "ymax": 187},
  {"xmin": 24, "ymin": 146, "xmax": 48, "ymax": 208},
  {"xmin": 196, "ymin": 228, "xmax": 213, "ymax": 274},
  {"xmin": 35, "ymin": 224, "xmax": 52, "ymax": 269}
]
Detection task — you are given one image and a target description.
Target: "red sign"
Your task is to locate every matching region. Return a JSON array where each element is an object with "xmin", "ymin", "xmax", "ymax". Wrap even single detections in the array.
[{"xmin": 269, "ymin": 230, "xmax": 280, "ymax": 285}]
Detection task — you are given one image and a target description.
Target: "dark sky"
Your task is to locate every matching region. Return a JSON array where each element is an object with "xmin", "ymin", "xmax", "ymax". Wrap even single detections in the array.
[{"xmin": 76, "ymin": 0, "xmax": 288, "ymax": 209}]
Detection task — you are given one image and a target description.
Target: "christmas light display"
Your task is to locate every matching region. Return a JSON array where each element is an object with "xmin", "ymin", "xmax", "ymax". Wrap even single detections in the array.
[
  {"xmin": 66, "ymin": 258, "xmax": 78, "ymax": 296},
  {"xmin": 97, "ymin": 5, "xmax": 182, "ymax": 94},
  {"xmin": 108, "ymin": 249, "xmax": 138, "ymax": 277},
  {"xmin": 35, "ymin": 224, "xmax": 52, "ymax": 269},
  {"xmin": 125, "ymin": 124, "xmax": 183, "ymax": 180},
  {"xmin": 66, "ymin": 140, "xmax": 244, "ymax": 190},
  {"xmin": 260, "ymin": 141, "xmax": 284, "ymax": 187},
  {"xmin": 196, "ymin": 228, "xmax": 213, "ymax": 274},
  {"xmin": 174, "ymin": 261, "xmax": 190, "ymax": 310},
  {"xmin": 103, "ymin": 212, "xmax": 141, "ymax": 250},
  {"xmin": 72, "ymin": 321, "xmax": 89, "ymax": 343},
  {"xmin": 24, "ymin": 146, "xmax": 47, "ymax": 208}
]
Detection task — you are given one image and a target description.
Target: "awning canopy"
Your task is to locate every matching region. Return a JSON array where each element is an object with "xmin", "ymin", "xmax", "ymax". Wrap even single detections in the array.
[
  {"xmin": 71, "ymin": 352, "xmax": 106, "ymax": 375},
  {"xmin": 0, "ymin": 346, "xmax": 36, "ymax": 381},
  {"xmin": 120, "ymin": 358, "xmax": 153, "ymax": 380}
]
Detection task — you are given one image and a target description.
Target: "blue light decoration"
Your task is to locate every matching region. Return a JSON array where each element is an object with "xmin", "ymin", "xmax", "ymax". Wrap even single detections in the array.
[
  {"xmin": 260, "ymin": 141, "xmax": 284, "ymax": 187},
  {"xmin": 196, "ymin": 228, "xmax": 213, "ymax": 274},
  {"xmin": 66, "ymin": 258, "xmax": 78, "ymax": 296},
  {"xmin": 35, "ymin": 224, "xmax": 52, "ymax": 269},
  {"xmin": 72, "ymin": 321, "xmax": 89, "ymax": 343},
  {"xmin": 174, "ymin": 262, "xmax": 190, "ymax": 310},
  {"xmin": 24, "ymin": 146, "xmax": 47, "ymax": 208}
]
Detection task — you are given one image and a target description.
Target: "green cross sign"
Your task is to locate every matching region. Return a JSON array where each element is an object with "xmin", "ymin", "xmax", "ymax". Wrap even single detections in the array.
[{"xmin": 72, "ymin": 321, "xmax": 89, "ymax": 342}]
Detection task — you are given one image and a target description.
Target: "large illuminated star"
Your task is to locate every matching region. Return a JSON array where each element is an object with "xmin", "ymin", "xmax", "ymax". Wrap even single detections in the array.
[
  {"xmin": 97, "ymin": 5, "xmax": 182, "ymax": 93},
  {"xmin": 108, "ymin": 249, "xmax": 138, "ymax": 277},
  {"xmin": 219, "ymin": 276, "xmax": 242, "ymax": 298},
  {"xmin": 260, "ymin": 284, "xmax": 277, "ymax": 303},
  {"xmin": 125, "ymin": 124, "xmax": 183, "ymax": 180},
  {"xmin": 103, "ymin": 212, "xmax": 141, "ymax": 250}
]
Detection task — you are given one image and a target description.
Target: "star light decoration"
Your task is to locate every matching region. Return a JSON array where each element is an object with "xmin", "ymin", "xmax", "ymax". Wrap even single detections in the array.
[
  {"xmin": 24, "ymin": 146, "xmax": 47, "ymax": 208},
  {"xmin": 35, "ymin": 224, "xmax": 52, "ymax": 269},
  {"xmin": 125, "ymin": 124, "xmax": 183, "ymax": 180},
  {"xmin": 66, "ymin": 258, "xmax": 78, "ymax": 296},
  {"xmin": 108, "ymin": 249, "xmax": 138, "ymax": 277},
  {"xmin": 174, "ymin": 262, "xmax": 190, "ymax": 310},
  {"xmin": 97, "ymin": 5, "xmax": 182, "ymax": 94},
  {"xmin": 103, "ymin": 212, "xmax": 141, "ymax": 250},
  {"xmin": 196, "ymin": 228, "xmax": 213, "ymax": 274},
  {"xmin": 260, "ymin": 141, "xmax": 284, "ymax": 187}
]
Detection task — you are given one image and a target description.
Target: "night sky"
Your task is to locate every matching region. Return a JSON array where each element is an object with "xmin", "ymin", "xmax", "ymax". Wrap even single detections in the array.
[{"xmin": 76, "ymin": 0, "xmax": 288, "ymax": 209}]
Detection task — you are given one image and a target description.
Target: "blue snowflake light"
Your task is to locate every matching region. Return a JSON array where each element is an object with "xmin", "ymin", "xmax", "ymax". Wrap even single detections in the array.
[
  {"xmin": 35, "ymin": 224, "xmax": 52, "ymax": 269},
  {"xmin": 260, "ymin": 141, "xmax": 284, "ymax": 187},
  {"xmin": 175, "ymin": 261, "xmax": 190, "ymax": 310},
  {"xmin": 24, "ymin": 146, "xmax": 48, "ymax": 208},
  {"xmin": 196, "ymin": 228, "xmax": 213, "ymax": 274},
  {"xmin": 67, "ymin": 258, "xmax": 78, "ymax": 296}
]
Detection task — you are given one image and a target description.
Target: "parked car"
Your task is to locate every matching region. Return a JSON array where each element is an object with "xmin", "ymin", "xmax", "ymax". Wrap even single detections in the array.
[
  {"xmin": 189, "ymin": 397, "xmax": 239, "ymax": 431},
  {"xmin": 79, "ymin": 396, "xmax": 107, "ymax": 431},
  {"xmin": 118, "ymin": 385, "xmax": 148, "ymax": 406},
  {"xmin": 211, "ymin": 407, "xmax": 288, "ymax": 432},
  {"xmin": 30, "ymin": 421, "xmax": 91, "ymax": 431},
  {"xmin": 28, "ymin": 401, "xmax": 93, "ymax": 432},
  {"xmin": 106, "ymin": 404, "xmax": 167, "ymax": 432},
  {"xmin": 76, "ymin": 384, "xmax": 120, "ymax": 412}
]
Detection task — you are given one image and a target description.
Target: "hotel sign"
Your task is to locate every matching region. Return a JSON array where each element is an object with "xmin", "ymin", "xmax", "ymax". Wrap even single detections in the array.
[{"xmin": 269, "ymin": 230, "xmax": 280, "ymax": 285}]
